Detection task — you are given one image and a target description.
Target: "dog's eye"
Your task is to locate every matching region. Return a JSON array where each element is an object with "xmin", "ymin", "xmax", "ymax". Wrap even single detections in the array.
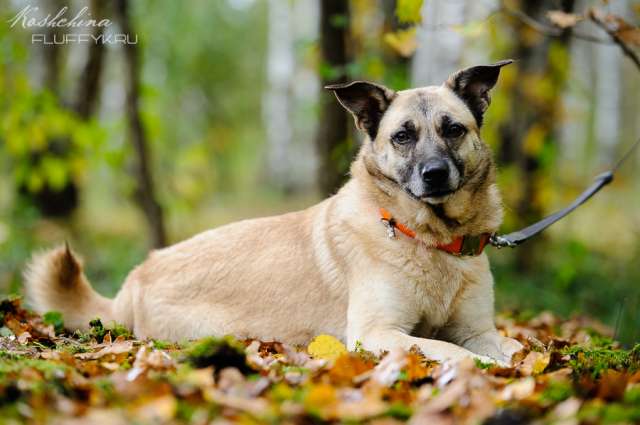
[
  {"xmin": 392, "ymin": 130, "xmax": 411, "ymax": 144},
  {"xmin": 443, "ymin": 123, "xmax": 466, "ymax": 139}
]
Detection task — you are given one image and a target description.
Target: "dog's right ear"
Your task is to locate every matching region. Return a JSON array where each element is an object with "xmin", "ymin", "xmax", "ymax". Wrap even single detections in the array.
[
  {"xmin": 444, "ymin": 60, "xmax": 513, "ymax": 127},
  {"xmin": 326, "ymin": 81, "xmax": 396, "ymax": 140}
]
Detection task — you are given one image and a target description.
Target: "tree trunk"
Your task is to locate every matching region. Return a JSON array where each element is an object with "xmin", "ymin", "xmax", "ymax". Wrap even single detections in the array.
[
  {"xmin": 381, "ymin": 0, "xmax": 414, "ymax": 89},
  {"xmin": 411, "ymin": 0, "xmax": 466, "ymax": 86},
  {"xmin": 263, "ymin": 0, "xmax": 295, "ymax": 191},
  {"xmin": 115, "ymin": 0, "xmax": 167, "ymax": 248},
  {"xmin": 315, "ymin": 0, "xmax": 351, "ymax": 197},
  {"xmin": 74, "ymin": 0, "xmax": 107, "ymax": 119},
  {"xmin": 499, "ymin": 0, "xmax": 575, "ymax": 270},
  {"xmin": 21, "ymin": 0, "xmax": 78, "ymax": 218}
]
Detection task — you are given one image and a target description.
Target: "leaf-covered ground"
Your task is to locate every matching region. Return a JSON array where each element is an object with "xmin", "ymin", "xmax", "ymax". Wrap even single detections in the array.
[{"xmin": 1, "ymin": 297, "xmax": 639, "ymax": 424}]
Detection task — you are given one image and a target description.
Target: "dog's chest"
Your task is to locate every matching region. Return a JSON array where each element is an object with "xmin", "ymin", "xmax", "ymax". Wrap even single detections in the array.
[{"xmin": 400, "ymin": 251, "xmax": 469, "ymax": 330}]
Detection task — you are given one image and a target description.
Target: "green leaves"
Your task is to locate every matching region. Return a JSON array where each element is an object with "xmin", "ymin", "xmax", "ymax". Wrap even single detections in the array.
[
  {"xmin": 0, "ymin": 89, "xmax": 104, "ymax": 194},
  {"xmin": 396, "ymin": 0, "xmax": 423, "ymax": 24},
  {"xmin": 43, "ymin": 311, "xmax": 64, "ymax": 335}
]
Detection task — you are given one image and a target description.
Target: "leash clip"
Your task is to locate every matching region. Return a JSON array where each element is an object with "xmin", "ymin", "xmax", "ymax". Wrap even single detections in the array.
[{"xmin": 489, "ymin": 234, "xmax": 517, "ymax": 249}]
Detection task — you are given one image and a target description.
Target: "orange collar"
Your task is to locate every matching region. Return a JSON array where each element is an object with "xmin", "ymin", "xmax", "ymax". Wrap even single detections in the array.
[{"xmin": 379, "ymin": 208, "xmax": 491, "ymax": 257}]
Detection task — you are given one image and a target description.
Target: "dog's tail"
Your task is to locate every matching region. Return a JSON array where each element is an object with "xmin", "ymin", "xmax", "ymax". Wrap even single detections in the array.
[{"xmin": 23, "ymin": 244, "xmax": 116, "ymax": 331}]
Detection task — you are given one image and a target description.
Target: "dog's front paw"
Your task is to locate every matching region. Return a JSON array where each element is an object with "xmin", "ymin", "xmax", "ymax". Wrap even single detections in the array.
[
  {"xmin": 464, "ymin": 332, "xmax": 524, "ymax": 366},
  {"xmin": 499, "ymin": 336, "xmax": 524, "ymax": 361}
]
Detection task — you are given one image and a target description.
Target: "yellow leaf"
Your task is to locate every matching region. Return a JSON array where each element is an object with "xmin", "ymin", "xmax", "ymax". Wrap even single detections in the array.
[
  {"xmin": 307, "ymin": 334, "xmax": 347, "ymax": 361},
  {"xmin": 522, "ymin": 124, "xmax": 546, "ymax": 156},
  {"xmin": 384, "ymin": 27, "xmax": 418, "ymax": 58},
  {"xmin": 304, "ymin": 383, "xmax": 337, "ymax": 410},
  {"xmin": 519, "ymin": 351, "xmax": 551, "ymax": 376},
  {"xmin": 533, "ymin": 353, "xmax": 551, "ymax": 374},
  {"xmin": 396, "ymin": 0, "xmax": 423, "ymax": 24}
]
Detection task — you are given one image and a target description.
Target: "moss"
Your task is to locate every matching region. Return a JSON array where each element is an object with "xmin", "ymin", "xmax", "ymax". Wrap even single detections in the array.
[
  {"xmin": 562, "ymin": 343, "xmax": 640, "ymax": 378},
  {"xmin": 93, "ymin": 378, "xmax": 118, "ymax": 402},
  {"xmin": 579, "ymin": 400, "xmax": 640, "ymax": 424},
  {"xmin": 624, "ymin": 386, "xmax": 640, "ymax": 405},
  {"xmin": 58, "ymin": 343, "xmax": 89, "ymax": 354},
  {"xmin": 43, "ymin": 311, "xmax": 64, "ymax": 334},
  {"xmin": 385, "ymin": 402, "xmax": 413, "ymax": 420},
  {"xmin": 0, "ymin": 350, "xmax": 26, "ymax": 361},
  {"xmin": 0, "ymin": 357, "xmax": 71, "ymax": 380},
  {"xmin": 583, "ymin": 330, "xmax": 615, "ymax": 349},
  {"xmin": 540, "ymin": 380, "xmax": 572, "ymax": 403},
  {"xmin": 152, "ymin": 339, "xmax": 173, "ymax": 350},
  {"xmin": 176, "ymin": 399, "xmax": 198, "ymax": 422},
  {"xmin": 185, "ymin": 336, "xmax": 252, "ymax": 374},
  {"xmin": 77, "ymin": 318, "xmax": 133, "ymax": 342}
]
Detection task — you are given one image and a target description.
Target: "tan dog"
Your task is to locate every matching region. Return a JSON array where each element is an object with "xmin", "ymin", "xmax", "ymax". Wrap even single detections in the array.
[{"xmin": 25, "ymin": 61, "xmax": 523, "ymax": 365}]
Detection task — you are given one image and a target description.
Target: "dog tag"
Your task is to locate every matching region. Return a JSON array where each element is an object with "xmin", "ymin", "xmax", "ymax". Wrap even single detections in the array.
[{"xmin": 381, "ymin": 217, "xmax": 396, "ymax": 239}]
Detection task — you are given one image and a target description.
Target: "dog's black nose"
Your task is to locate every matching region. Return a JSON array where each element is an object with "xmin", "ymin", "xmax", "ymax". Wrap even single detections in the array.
[{"xmin": 420, "ymin": 159, "xmax": 449, "ymax": 185}]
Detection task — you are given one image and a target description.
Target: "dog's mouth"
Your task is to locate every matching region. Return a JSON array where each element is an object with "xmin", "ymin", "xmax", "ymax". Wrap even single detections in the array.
[{"xmin": 404, "ymin": 187, "xmax": 456, "ymax": 204}]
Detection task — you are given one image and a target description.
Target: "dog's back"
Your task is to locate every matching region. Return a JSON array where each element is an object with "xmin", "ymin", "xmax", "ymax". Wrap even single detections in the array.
[{"xmin": 24, "ymin": 194, "xmax": 353, "ymax": 342}]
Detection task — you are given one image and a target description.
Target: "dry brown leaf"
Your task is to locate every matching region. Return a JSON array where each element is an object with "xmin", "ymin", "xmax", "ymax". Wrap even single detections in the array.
[
  {"xmin": 329, "ymin": 354, "xmax": 375, "ymax": 385},
  {"xmin": 519, "ymin": 351, "xmax": 551, "ymax": 376},
  {"xmin": 75, "ymin": 340, "xmax": 134, "ymax": 360},
  {"xmin": 17, "ymin": 331, "xmax": 31, "ymax": 345},
  {"xmin": 600, "ymin": 12, "xmax": 640, "ymax": 46},
  {"xmin": 499, "ymin": 376, "xmax": 535, "ymax": 401},
  {"xmin": 2, "ymin": 297, "xmax": 637, "ymax": 424},
  {"xmin": 548, "ymin": 397, "xmax": 582, "ymax": 425},
  {"xmin": 405, "ymin": 352, "xmax": 433, "ymax": 381},
  {"xmin": 616, "ymin": 27, "xmax": 640, "ymax": 47},
  {"xmin": 596, "ymin": 369, "xmax": 629, "ymax": 401},
  {"xmin": 371, "ymin": 348, "xmax": 406, "ymax": 386},
  {"xmin": 547, "ymin": 10, "xmax": 583, "ymax": 28},
  {"xmin": 133, "ymin": 394, "xmax": 177, "ymax": 422}
]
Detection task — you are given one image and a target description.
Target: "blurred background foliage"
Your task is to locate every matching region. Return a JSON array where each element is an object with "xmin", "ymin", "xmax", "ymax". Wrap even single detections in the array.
[{"xmin": 1, "ymin": 0, "xmax": 639, "ymax": 344}]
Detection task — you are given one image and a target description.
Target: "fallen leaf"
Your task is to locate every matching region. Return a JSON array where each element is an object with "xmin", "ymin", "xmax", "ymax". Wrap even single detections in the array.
[
  {"xmin": 596, "ymin": 369, "xmax": 628, "ymax": 401},
  {"xmin": 75, "ymin": 340, "xmax": 134, "ymax": 360},
  {"xmin": 519, "ymin": 351, "xmax": 551, "ymax": 376},
  {"xmin": 371, "ymin": 348, "xmax": 407, "ymax": 386},
  {"xmin": 548, "ymin": 397, "xmax": 581, "ymax": 425},
  {"xmin": 499, "ymin": 377, "xmax": 535, "ymax": 400},
  {"xmin": 307, "ymin": 334, "xmax": 347, "ymax": 361},
  {"xmin": 328, "ymin": 353, "xmax": 376, "ymax": 385},
  {"xmin": 133, "ymin": 395, "xmax": 177, "ymax": 422},
  {"xmin": 17, "ymin": 331, "xmax": 31, "ymax": 345},
  {"xmin": 547, "ymin": 10, "xmax": 582, "ymax": 28}
]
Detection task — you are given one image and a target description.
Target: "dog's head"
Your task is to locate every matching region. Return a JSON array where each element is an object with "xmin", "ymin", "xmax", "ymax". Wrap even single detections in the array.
[{"xmin": 328, "ymin": 60, "xmax": 511, "ymax": 207}]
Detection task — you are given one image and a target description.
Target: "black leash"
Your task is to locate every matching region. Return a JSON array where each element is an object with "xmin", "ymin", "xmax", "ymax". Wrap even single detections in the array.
[{"xmin": 489, "ymin": 137, "xmax": 640, "ymax": 248}]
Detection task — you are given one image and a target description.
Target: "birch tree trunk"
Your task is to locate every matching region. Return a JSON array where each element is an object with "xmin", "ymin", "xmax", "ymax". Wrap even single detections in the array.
[
  {"xmin": 411, "ymin": 0, "xmax": 465, "ymax": 87},
  {"xmin": 263, "ymin": 0, "xmax": 295, "ymax": 191}
]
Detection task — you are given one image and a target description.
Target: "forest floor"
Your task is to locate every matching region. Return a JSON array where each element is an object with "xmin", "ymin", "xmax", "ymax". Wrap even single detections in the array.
[{"xmin": 1, "ymin": 296, "xmax": 639, "ymax": 424}]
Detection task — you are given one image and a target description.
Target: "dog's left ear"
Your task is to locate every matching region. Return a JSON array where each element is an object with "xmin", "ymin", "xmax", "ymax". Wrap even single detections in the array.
[
  {"xmin": 326, "ymin": 81, "xmax": 396, "ymax": 140},
  {"xmin": 445, "ymin": 59, "xmax": 513, "ymax": 126}
]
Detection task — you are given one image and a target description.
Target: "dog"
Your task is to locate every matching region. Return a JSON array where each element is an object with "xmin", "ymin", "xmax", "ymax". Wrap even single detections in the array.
[{"xmin": 24, "ymin": 60, "xmax": 523, "ymax": 365}]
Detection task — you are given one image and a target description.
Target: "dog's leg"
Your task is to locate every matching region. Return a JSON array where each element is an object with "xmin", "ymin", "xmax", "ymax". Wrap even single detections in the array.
[
  {"xmin": 438, "ymin": 266, "xmax": 523, "ymax": 365},
  {"xmin": 346, "ymin": 274, "xmax": 495, "ymax": 364}
]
